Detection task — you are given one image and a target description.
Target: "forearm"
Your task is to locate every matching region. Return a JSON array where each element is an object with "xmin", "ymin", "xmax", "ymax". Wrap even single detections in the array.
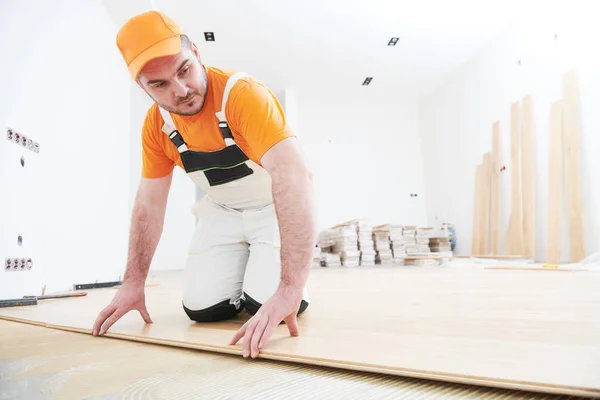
[
  {"xmin": 122, "ymin": 198, "xmax": 165, "ymax": 286},
  {"xmin": 272, "ymin": 168, "xmax": 317, "ymax": 291}
]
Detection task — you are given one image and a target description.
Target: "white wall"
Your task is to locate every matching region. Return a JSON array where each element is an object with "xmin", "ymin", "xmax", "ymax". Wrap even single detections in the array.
[
  {"xmin": 296, "ymin": 86, "xmax": 427, "ymax": 230},
  {"xmin": 284, "ymin": 88, "xmax": 299, "ymax": 137},
  {"xmin": 420, "ymin": 11, "xmax": 600, "ymax": 260},
  {"xmin": 0, "ymin": 0, "xmax": 131, "ymax": 299}
]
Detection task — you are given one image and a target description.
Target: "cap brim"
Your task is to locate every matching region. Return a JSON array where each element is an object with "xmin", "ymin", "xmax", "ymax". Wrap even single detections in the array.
[{"xmin": 128, "ymin": 35, "xmax": 182, "ymax": 80}]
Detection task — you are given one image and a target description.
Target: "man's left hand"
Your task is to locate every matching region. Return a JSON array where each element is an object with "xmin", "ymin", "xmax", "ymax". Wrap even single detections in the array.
[{"xmin": 229, "ymin": 285, "xmax": 303, "ymax": 358}]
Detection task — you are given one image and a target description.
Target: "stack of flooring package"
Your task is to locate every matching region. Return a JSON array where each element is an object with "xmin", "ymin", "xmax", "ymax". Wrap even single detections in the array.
[
  {"xmin": 372, "ymin": 225, "xmax": 393, "ymax": 264},
  {"xmin": 403, "ymin": 226, "xmax": 419, "ymax": 255},
  {"xmin": 331, "ymin": 223, "xmax": 361, "ymax": 267},
  {"xmin": 428, "ymin": 236, "xmax": 452, "ymax": 256},
  {"xmin": 317, "ymin": 219, "xmax": 384, "ymax": 267},
  {"xmin": 317, "ymin": 228, "xmax": 336, "ymax": 250},
  {"xmin": 316, "ymin": 228, "xmax": 340, "ymax": 267},
  {"xmin": 416, "ymin": 227, "xmax": 432, "ymax": 254},
  {"xmin": 389, "ymin": 224, "xmax": 407, "ymax": 264},
  {"xmin": 357, "ymin": 219, "xmax": 376, "ymax": 266},
  {"xmin": 403, "ymin": 226, "xmax": 431, "ymax": 255}
]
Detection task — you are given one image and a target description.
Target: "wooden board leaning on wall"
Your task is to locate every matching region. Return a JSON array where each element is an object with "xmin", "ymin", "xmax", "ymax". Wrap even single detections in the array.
[{"xmin": 471, "ymin": 69, "xmax": 586, "ymax": 264}]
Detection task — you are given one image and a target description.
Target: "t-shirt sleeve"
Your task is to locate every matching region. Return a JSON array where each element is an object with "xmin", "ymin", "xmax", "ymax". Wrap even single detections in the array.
[
  {"xmin": 141, "ymin": 109, "xmax": 175, "ymax": 179},
  {"xmin": 227, "ymin": 80, "xmax": 295, "ymax": 162}
]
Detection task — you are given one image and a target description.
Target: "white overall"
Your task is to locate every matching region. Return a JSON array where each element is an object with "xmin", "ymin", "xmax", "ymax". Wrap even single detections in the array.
[{"xmin": 158, "ymin": 72, "xmax": 310, "ymax": 317}]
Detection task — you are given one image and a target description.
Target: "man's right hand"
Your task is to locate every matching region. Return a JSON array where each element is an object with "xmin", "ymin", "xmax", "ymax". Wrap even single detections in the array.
[
  {"xmin": 91, "ymin": 174, "xmax": 171, "ymax": 337},
  {"xmin": 92, "ymin": 283, "xmax": 152, "ymax": 336}
]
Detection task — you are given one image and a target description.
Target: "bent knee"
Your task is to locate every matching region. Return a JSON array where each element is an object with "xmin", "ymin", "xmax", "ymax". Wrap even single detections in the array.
[
  {"xmin": 243, "ymin": 292, "xmax": 310, "ymax": 317},
  {"xmin": 183, "ymin": 299, "xmax": 243, "ymax": 322}
]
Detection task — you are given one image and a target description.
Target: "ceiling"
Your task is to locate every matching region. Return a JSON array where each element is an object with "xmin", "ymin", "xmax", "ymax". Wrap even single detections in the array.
[{"xmin": 102, "ymin": 0, "xmax": 523, "ymax": 101}]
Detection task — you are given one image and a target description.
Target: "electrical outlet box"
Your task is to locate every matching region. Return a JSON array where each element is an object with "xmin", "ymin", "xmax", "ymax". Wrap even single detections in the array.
[
  {"xmin": 4, "ymin": 258, "xmax": 33, "ymax": 271},
  {"xmin": 2, "ymin": 130, "xmax": 40, "ymax": 301},
  {"xmin": 6, "ymin": 128, "xmax": 40, "ymax": 153}
]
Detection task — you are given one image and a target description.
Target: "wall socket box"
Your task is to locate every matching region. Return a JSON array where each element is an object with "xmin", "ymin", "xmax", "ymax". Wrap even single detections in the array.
[
  {"xmin": 6, "ymin": 128, "xmax": 40, "ymax": 153},
  {"xmin": 4, "ymin": 258, "xmax": 33, "ymax": 271}
]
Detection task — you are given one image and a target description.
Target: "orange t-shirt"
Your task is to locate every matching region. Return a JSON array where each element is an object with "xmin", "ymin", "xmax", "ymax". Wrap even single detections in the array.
[{"xmin": 140, "ymin": 66, "xmax": 294, "ymax": 179}]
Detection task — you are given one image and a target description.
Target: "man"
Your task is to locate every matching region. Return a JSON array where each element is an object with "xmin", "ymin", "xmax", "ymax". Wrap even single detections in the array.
[{"xmin": 91, "ymin": 10, "xmax": 317, "ymax": 359}]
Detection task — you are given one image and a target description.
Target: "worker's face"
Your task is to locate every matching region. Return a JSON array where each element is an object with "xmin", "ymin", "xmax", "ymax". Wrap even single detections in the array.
[{"xmin": 138, "ymin": 43, "xmax": 208, "ymax": 116}]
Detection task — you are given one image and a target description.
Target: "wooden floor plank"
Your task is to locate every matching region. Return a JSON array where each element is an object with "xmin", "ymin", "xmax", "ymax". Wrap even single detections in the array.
[
  {"xmin": 490, "ymin": 122, "xmax": 501, "ymax": 254},
  {"xmin": 522, "ymin": 94, "xmax": 536, "ymax": 259},
  {"xmin": 562, "ymin": 70, "xmax": 586, "ymax": 262},
  {"xmin": 505, "ymin": 101, "xmax": 524, "ymax": 255},
  {"xmin": 479, "ymin": 153, "xmax": 492, "ymax": 255},
  {"xmin": 1, "ymin": 319, "xmax": 580, "ymax": 400},
  {"xmin": 547, "ymin": 100, "xmax": 563, "ymax": 264},
  {"xmin": 1, "ymin": 268, "xmax": 599, "ymax": 397},
  {"xmin": 472, "ymin": 163, "xmax": 483, "ymax": 254}
]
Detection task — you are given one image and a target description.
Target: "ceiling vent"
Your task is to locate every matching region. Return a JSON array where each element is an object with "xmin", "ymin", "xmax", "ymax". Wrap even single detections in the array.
[
  {"xmin": 388, "ymin": 37, "xmax": 399, "ymax": 46},
  {"xmin": 363, "ymin": 77, "xmax": 373, "ymax": 86},
  {"xmin": 204, "ymin": 32, "xmax": 215, "ymax": 41}
]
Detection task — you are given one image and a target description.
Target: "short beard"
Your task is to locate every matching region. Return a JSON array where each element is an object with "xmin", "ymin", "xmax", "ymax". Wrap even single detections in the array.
[
  {"xmin": 141, "ymin": 63, "xmax": 208, "ymax": 117},
  {"xmin": 160, "ymin": 92, "xmax": 205, "ymax": 116}
]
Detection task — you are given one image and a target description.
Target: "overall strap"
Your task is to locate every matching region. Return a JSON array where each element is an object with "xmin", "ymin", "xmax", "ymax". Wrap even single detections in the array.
[
  {"xmin": 216, "ymin": 72, "xmax": 249, "ymax": 141},
  {"xmin": 159, "ymin": 107, "xmax": 188, "ymax": 153}
]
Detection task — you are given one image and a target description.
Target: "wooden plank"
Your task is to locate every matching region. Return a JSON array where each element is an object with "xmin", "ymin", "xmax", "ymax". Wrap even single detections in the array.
[
  {"xmin": 4, "ymin": 319, "xmax": 566, "ymax": 400},
  {"xmin": 521, "ymin": 95, "xmax": 536, "ymax": 259},
  {"xmin": 472, "ymin": 163, "xmax": 483, "ymax": 255},
  {"xmin": 562, "ymin": 70, "xmax": 586, "ymax": 262},
  {"xmin": 490, "ymin": 122, "xmax": 501, "ymax": 254},
  {"xmin": 547, "ymin": 100, "xmax": 563, "ymax": 264},
  {"xmin": 505, "ymin": 101, "xmax": 524, "ymax": 255},
  {"xmin": 479, "ymin": 153, "xmax": 492, "ymax": 255},
  {"xmin": 1, "ymin": 268, "xmax": 600, "ymax": 397},
  {"xmin": 401, "ymin": 256, "xmax": 447, "ymax": 260}
]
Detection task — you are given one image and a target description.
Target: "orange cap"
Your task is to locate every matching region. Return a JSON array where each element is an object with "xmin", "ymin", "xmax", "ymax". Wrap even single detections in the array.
[{"xmin": 116, "ymin": 11, "xmax": 183, "ymax": 80}]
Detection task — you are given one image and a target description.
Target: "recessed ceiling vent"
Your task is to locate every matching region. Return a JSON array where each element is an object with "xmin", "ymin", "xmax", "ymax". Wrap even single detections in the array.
[
  {"xmin": 388, "ymin": 37, "xmax": 399, "ymax": 46},
  {"xmin": 363, "ymin": 77, "xmax": 373, "ymax": 86},
  {"xmin": 204, "ymin": 32, "xmax": 215, "ymax": 41}
]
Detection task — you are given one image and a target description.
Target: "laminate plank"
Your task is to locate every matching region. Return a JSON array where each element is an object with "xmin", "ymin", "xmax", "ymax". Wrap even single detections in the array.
[
  {"xmin": 1, "ymin": 268, "xmax": 599, "ymax": 397},
  {"xmin": 505, "ymin": 101, "xmax": 524, "ymax": 255},
  {"xmin": 547, "ymin": 100, "xmax": 563, "ymax": 264},
  {"xmin": 522, "ymin": 94, "xmax": 536, "ymax": 259},
  {"xmin": 490, "ymin": 122, "xmax": 501, "ymax": 255},
  {"xmin": 472, "ymin": 163, "xmax": 483, "ymax": 254},
  {"xmin": 0, "ymin": 320, "xmax": 581, "ymax": 400},
  {"xmin": 562, "ymin": 70, "xmax": 585, "ymax": 262},
  {"xmin": 479, "ymin": 153, "xmax": 492, "ymax": 255}
]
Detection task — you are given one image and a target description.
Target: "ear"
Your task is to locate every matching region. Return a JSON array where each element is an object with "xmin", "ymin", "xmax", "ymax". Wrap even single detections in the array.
[
  {"xmin": 135, "ymin": 78, "xmax": 146, "ymax": 92},
  {"xmin": 135, "ymin": 77, "xmax": 150, "ymax": 96},
  {"xmin": 191, "ymin": 43, "xmax": 202, "ymax": 62}
]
